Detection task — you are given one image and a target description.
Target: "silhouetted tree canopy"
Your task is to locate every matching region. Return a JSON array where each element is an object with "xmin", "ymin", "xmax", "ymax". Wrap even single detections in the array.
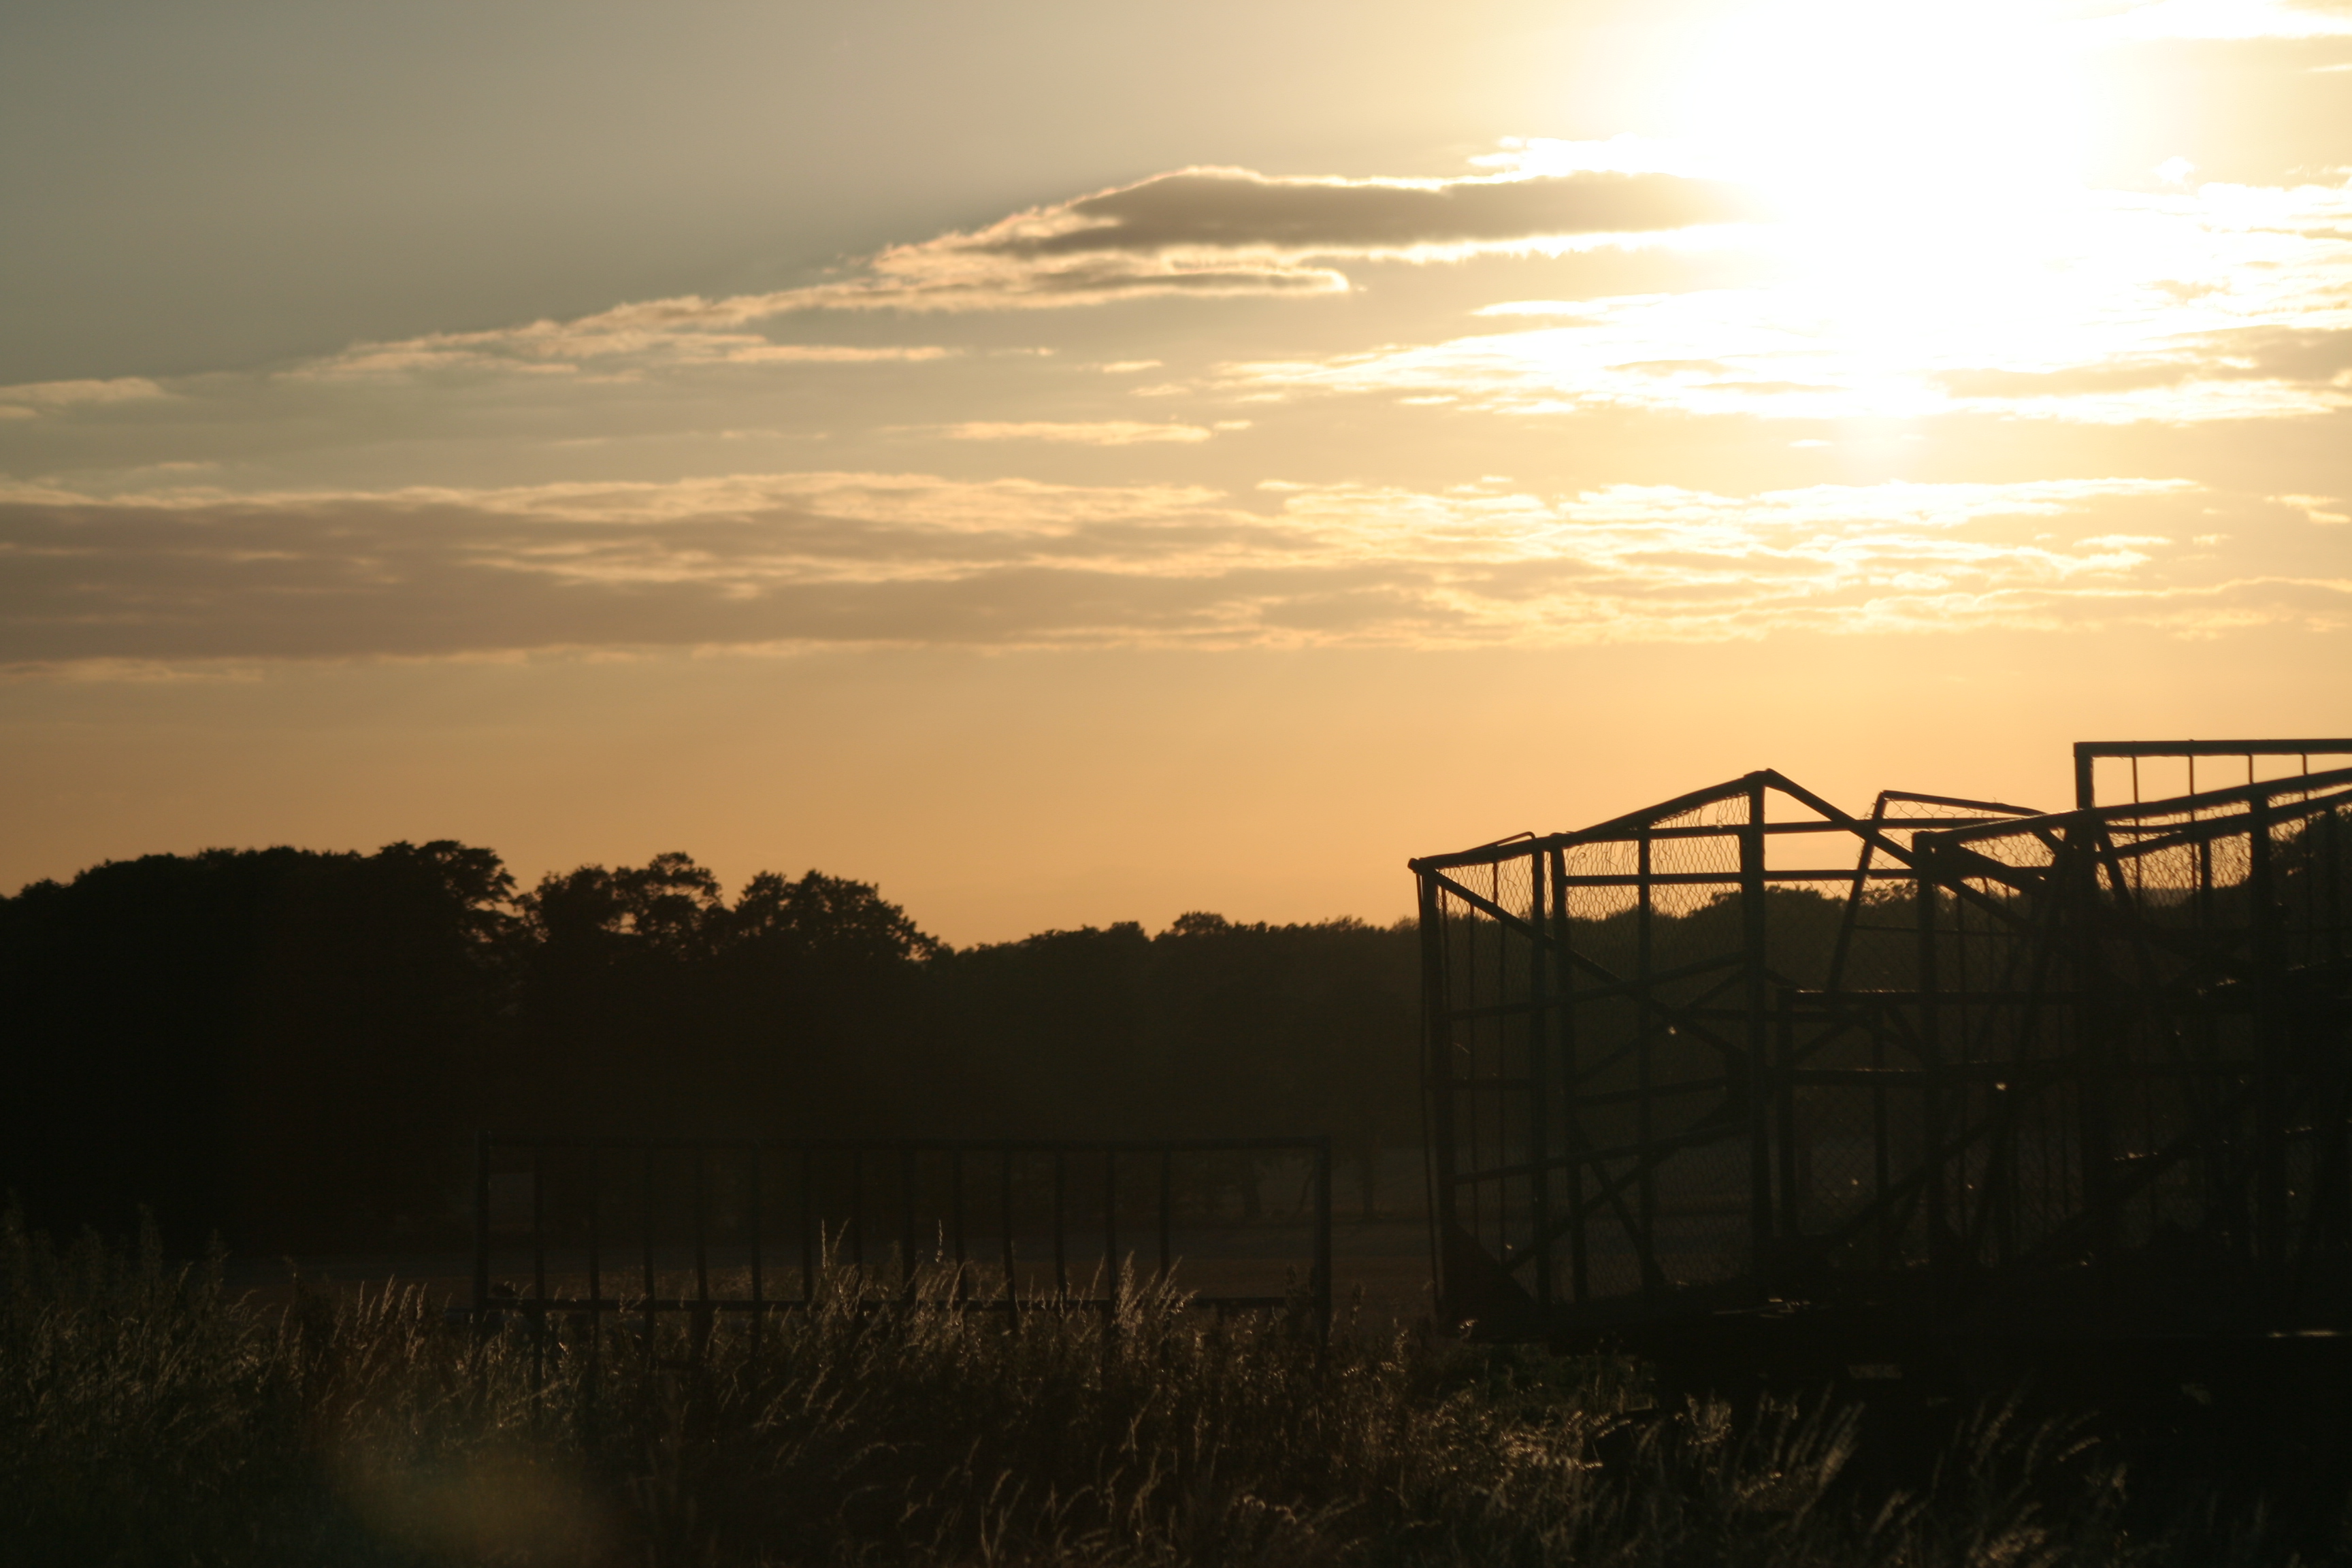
[
  {"xmin": 1, "ymin": 845, "xmax": 1422, "ymax": 1248},
  {"xmin": 0, "ymin": 843, "xmax": 514, "ymax": 1248}
]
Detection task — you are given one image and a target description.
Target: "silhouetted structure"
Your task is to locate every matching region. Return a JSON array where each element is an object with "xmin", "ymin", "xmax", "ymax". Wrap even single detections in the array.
[{"xmin": 1414, "ymin": 740, "xmax": 2352, "ymax": 1367}]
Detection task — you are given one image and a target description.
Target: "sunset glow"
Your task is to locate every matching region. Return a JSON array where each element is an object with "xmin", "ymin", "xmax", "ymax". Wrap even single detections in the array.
[{"xmin": 3, "ymin": 0, "xmax": 2347, "ymax": 939}]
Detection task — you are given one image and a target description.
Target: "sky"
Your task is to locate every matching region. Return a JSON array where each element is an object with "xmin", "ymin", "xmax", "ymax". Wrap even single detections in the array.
[{"xmin": 4, "ymin": 0, "xmax": 2350, "ymax": 944}]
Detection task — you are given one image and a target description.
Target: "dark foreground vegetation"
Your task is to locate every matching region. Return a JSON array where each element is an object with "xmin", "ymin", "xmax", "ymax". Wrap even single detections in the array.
[
  {"xmin": 1, "ymin": 845, "xmax": 1420, "ymax": 1250},
  {"xmin": 12, "ymin": 1211, "xmax": 2351, "ymax": 1568}
]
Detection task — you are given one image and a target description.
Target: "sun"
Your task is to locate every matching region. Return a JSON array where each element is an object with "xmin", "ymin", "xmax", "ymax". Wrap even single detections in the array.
[
  {"xmin": 1645, "ymin": 1, "xmax": 2138, "ymax": 414},
  {"xmin": 1673, "ymin": 0, "xmax": 2095, "ymax": 206}
]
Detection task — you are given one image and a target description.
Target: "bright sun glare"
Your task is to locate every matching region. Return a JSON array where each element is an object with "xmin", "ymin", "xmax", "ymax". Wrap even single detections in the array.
[
  {"xmin": 1682, "ymin": 0, "xmax": 2093, "ymax": 201},
  {"xmin": 1652, "ymin": 3, "xmax": 2180, "ymax": 418}
]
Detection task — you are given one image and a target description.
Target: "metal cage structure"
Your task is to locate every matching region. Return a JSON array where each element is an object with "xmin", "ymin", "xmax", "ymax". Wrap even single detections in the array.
[{"xmin": 1411, "ymin": 740, "xmax": 2352, "ymax": 1353}]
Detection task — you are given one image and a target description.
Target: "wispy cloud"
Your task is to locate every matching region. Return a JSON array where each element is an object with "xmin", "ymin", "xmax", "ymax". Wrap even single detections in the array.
[
  {"xmin": 274, "ymin": 167, "xmax": 1757, "ymax": 382},
  {"xmin": 1225, "ymin": 180, "xmax": 2352, "ymax": 425},
  {"xmin": 9, "ymin": 471, "xmax": 2338, "ymax": 672},
  {"xmin": 297, "ymin": 331, "xmax": 957, "ymax": 382},
  {"xmin": 2276, "ymin": 492, "xmax": 2351, "ymax": 523},
  {"xmin": 0, "ymin": 377, "xmax": 170, "ymax": 415},
  {"xmin": 941, "ymin": 421, "xmax": 1219, "ymax": 444},
  {"xmin": 844, "ymin": 165, "xmax": 1756, "ymax": 294}
]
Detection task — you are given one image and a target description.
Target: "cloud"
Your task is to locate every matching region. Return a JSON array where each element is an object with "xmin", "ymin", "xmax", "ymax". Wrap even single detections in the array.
[
  {"xmin": 1230, "ymin": 180, "xmax": 2352, "ymax": 425},
  {"xmin": 940, "ymin": 421, "xmax": 1217, "ymax": 444},
  {"xmin": 2276, "ymin": 493, "xmax": 2351, "ymax": 523},
  {"xmin": 9, "ymin": 471, "xmax": 2338, "ymax": 672},
  {"xmin": 295, "ymin": 329, "xmax": 957, "ymax": 382},
  {"xmin": 1470, "ymin": 136, "xmax": 1721, "ymax": 180},
  {"xmin": 0, "ymin": 377, "xmax": 169, "ymax": 414},
  {"xmin": 280, "ymin": 166, "xmax": 1757, "ymax": 382},
  {"xmin": 898, "ymin": 165, "xmax": 1752, "ymax": 265},
  {"xmin": 708, "ymin": 345, "xmax": 956, "ymax": 365}
]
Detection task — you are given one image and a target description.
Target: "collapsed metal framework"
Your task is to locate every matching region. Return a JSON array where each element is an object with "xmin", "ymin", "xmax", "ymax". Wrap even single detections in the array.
[{"xmin": 1412, "ymin": 740, "xmax": 2352, "ymax": 1343}]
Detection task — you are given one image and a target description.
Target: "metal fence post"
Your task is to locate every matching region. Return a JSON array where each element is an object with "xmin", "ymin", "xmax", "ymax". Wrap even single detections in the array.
[
  {"xmin": 1550, "ymin": 847, "xmax": 1590, "ymax": 1308},
  {"xmin": 901, "ymin": 1145, "xmax": 919, "ymax": 1304},
  {"xmin": 1158, "ymin": 1146, "xmax": 1173, "ymax": 1283},
  {"xmin": 529, "ymin": 1144, "xmax": 546, "ymax": 1392},
  {"xmin": 1053, "ymin": 1150, "xmax": 1068, "ymax": 1297},
  {"xmin": 950, "ymin": 1147, "xmax": 967, "ymax": 1301},
  {"xmin": 1526, "ymin": 847, "xmax": 1554, "ymax": 1314},
  {"xmin": 1918, "ymin": 834, "xmax": 1949, "ymax": 1275},
  {"xmin": 586, "ymin": 1141, "xmax": 602, "ymax": 1365},
  {"xmin": 1314, "ymin": 1135, "xmax": 1334, "ymax": 1341},
  {"xmin": 1416, "ymin": 871, "xmax": 1458, "ymax": 1322},
  {"xmin": 2251, "ymin": 791, "xmax": 2287, "ymax": 1288},
  {"xmin": 1743, "ymin": 776, "xmax": 1773, "ymax": 1279},
  {"xmin": 1000, "ymin": 1144, "xmax": 1019, "ymax": 1326},
  {"xmin": 1103, "ymin": 1148, "xmax": 1120, "ymax": 1320},
  {"xmin": 747, "ymin": 1144, "xmax": 762, "ymax": 1361},
  {"xmin": 471, "ymin": 1131, "xmax": 490, "ymax": 1338}
]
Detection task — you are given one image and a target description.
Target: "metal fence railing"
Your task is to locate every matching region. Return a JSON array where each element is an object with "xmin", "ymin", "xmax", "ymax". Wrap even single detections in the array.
[{"xmin": 470, "ymin": 1134, "xmax": 1334, "ymax": 1358}]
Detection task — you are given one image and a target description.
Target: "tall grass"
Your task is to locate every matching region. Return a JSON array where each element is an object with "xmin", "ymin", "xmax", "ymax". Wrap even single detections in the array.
[{"xmin": 0, "ymin": 1208, "xmax": 2313, "ymax": 1566}]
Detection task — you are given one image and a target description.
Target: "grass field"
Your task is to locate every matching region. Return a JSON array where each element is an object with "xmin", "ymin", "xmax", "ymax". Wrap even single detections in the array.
[{"xmin": 5, "ymin": 1207, "xmax": 2345, "ymax": 1566}]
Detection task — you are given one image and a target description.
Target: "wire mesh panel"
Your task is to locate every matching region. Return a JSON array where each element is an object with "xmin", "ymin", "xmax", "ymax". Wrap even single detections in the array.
[{"xmin": 1414, "ymin": 741, "xmax": 2352, "ymax": 1344}]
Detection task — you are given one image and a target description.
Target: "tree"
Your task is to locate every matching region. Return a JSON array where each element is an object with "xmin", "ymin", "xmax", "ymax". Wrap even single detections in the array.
[{"xmin": 0, "ymin": 842, "xmax": 517, "ymax": 1247}]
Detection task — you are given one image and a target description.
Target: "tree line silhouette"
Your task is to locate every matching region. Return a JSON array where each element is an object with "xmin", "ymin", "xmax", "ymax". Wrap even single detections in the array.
[{"xmin": 1, "ymin": 844, "xmax": 1422, "ymax": 1250}]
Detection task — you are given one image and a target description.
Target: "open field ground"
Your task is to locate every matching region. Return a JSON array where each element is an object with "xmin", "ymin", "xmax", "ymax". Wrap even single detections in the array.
[{"xmin": 14, "ymin": 1209, "xmax": 2352, "ymax": 1567}]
